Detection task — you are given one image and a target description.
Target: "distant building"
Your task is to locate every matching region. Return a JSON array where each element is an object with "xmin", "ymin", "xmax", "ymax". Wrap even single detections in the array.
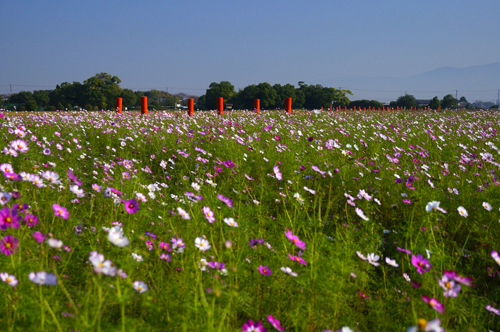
[{"xmin": 416, "ymin": 99, "xmax": 431, "ymax": 106}]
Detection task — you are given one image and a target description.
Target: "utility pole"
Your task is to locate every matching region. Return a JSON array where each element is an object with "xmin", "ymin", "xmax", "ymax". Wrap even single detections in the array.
[{"xmin": 10, "ymin": 84, "xmax": 12, "ymax": 95}]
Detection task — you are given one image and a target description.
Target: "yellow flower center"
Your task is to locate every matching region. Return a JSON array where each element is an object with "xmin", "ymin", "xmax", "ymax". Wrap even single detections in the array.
[
  {"xmin": 445, "ymin": 282, "xmax": 451, "ymax": 289},
  {"xmin": 5, "ymin": 243, "xmax": 11, "ymax": 248},
  {"xmin": 6, "ymin": 217, "xmax": 11, "ymax": 223},
  {"xmin": 417, "ymin": 318, "xmax": 427, "ymax": 330}
]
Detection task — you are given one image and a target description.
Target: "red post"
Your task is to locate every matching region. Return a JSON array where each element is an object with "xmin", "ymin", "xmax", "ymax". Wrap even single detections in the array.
[
  {"xmin": 285, "ymin": 98, "xmax": 292, "ymax": 114},
  {"xmin": 217, "ymin": 97, "xmax": 223, "ymax": 115},
  {"xmin": 254, "ymin": 99, "xmax": 260, "ymax": 114},
  {"xmin": 354, "ymin": 106, "xmax": 356, "ymax": 110},
  {"xmin": 344, "ymin": 106, "xmax": 347, "ymax": 111},
  {"xmin": 188, "ymin": 98, "xmax": 194, "ymax": 116},
  {"xmin": 320, "ymin": 106, "xmax": 323, "ymax": 111},
  {"xmin": 141, "ymin": 97, "xmax": 148, "ymax": 115},
  {"xmin": 116, "ymin": 97, "xmax": 122, "ymax": 114}
]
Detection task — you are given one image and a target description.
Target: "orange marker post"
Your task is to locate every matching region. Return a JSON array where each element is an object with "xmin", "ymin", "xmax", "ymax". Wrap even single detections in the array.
[
  {"xmin": 141, "ymin": 97, "xmax": 148, "ymax": 115},
  {"xmin": 116, "ymin": 97, "xmax": 122, "ymax": 114},
  {"xmin": 254, "ymin": 99, "xmax": 260, "ymax": 114},
  {"xmin": 217, "ymin": 97, "xmax": 224, "ymax": 116},
  {"xmin": 188, "ymin": 98, "xmax": 194, "ymax": 117},
  {"xmin": 285, "ymin": 98, "xmax": 292, "ymax": 114}
]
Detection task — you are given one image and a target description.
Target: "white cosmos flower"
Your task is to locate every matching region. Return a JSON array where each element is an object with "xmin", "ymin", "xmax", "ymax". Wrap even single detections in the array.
[
  {"xmin": 177, "ymin": 207, "xmax": 191, "ymax": 220},
  {"xmin": 426, "ymin": 201, "xmax": 446, "ymax": 213},
  {"xmin": 367, "ymin": 253, "xmax": 380, "ymax": 266},
  {"xmin": 280, "ymin": 266, "xmax": 298, "ymax": 277},
  {"xmin": 191, "ymin": 182, "xmax": 201, "ymax": 191},
  {"xmin": 47, "ymin": 238, "xmax": 63, "ymax": 249},
  {"xmin": 385, "ymin": 257, "xmax": 399, "ymax": 267},
  {"xmin": 457, "ymin": 206, "xmax": 468, "ymax": 217},
  {"xmin": 133, "ymin": 280, "xmax": 148, "ymax": 293},
  {"xmin": 491, "ymin": 251, "xmax": 500, "ymax": 265},
  {"xmin": 0, "ymin": 272, "xmax": 18, "ymax": 287},
  {"xmin": 223, "ymin": 217, "xmax": 238, "ymax": 227},
  {"xmin": 107, "ymin": 226, "xmax": 130, "ymax": 247},
  {"xmin": 304, "ymin": 186, "xmax": 316, "ymax": 195},
  {"xmin": 199, "ymin": 258, "xmax": 208, "ymax": 271},
  {"xmin": 356, "ymin": 251, "xmax": 367, "ymax": 260},
  {"xmin": 195, "ymin": 237, "xmax": 211, "ymax": 252},
  {"xmin": 355, "ymin": 207, "xmax": 369, "ymax": 221},
  {"xmin": 483, "ymin": 202, "xmax": 492, "ymax": 211},
  {"xmin": 132, "ymin": 253, "xmax": 143, "ymax": 262}
]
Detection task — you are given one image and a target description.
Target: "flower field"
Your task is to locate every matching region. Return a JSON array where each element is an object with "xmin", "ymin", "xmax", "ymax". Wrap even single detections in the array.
[{"xmin": 0, "ymin": 108, "xmax": 500, "ymax": 332}]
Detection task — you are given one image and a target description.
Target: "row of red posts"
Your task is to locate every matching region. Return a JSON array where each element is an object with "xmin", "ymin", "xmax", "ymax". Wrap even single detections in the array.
[{"xmin": 114, "ymin": 97, "xmax": 433, "ymax": 116}]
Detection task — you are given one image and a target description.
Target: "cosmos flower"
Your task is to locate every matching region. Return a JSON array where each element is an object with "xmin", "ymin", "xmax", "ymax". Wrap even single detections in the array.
[
  {"xmin": 280, "ymin": 266, "xmax": 298, "ymax": 277},
  {"xmin": 0, "ymin": 272, "xmax": 18, "ymax": 287},
  {"xmin": 267, "ymin": 315, "xmax": 285, "ymax": 332},
  {"xmin": 202, "ymin": 206, "xmax": 215, "ymax": 223},
  {"xmin": 47, "ymin": 238, "xmax": 63, "ymax": 249},
  {"xmin": 177, "ymin": 207, "xmax": 191, "ymax": 219},
  {"xmin": 367, "ymin": 253, "xmax": 380, "ymax": 266},
  {"xmin": 217, "ymin": 194, "xmax": 234, "ymax": 207},
  {"xmin": 123, "ymin": 199, "xmax": 139, "ymax": 214},
  {"xmin": 411, "ymin": 254, "xmax": 431, "ymax": 274},
  {"xmin": 223, "ymin": 217, "xmax": 238, "ymax": 227},
  {"xmin": 422, "ymin": 295, "xmax": 445, "ymax": 314},
  {"xmin": 385, "ymin": 257, "xmax": 399, "ymax": 267},
  {"xmin": 284, "ymin": 230, "xmax": 306, "ymax": 250},
  {"xmin": 0, "ymin": 192, "xmax": 12, "ymax": 206},
  {"xmin": 195, "ymin": 237, "xmax": 211, "ymax": 252},
  {"xmin": 132, "ymin": 253, "xmax": 144, "ymax": 262},
  {"xmin": 258, "ymin": 265, "xmax": 272, "ymax": 276},
  {"xmin": 52, "ymin": 204, "xmax": 69, "ymax": 219},
  {"xmin": 406, "ymin": 318, "xmax": 444, "ymax": 332},
  {"xmin": 0, "ymin": 207, "xmax": 21, "ymax": 230},
  {"xmin": 491, "ymin": 251, "xmax": 500, "ymax": 265},
  {"xmin": 483, "ymin": 202, "xmax": 492, "ymax": 211},
  {"xmin": 133, "ymin": 281, "xmax": 148, "ymax": 293},
  {"xmin": 425, "ymin": 201, "xmax": 446, "ymax": 213},
  {"xmin": 288, "ymin": 254, "xmax": 307, "ymax": 265},
  {"xmin": 0, "ymin": 235, "xmax": 18, "ymax": 256},
  {"xmin": 29, "ymin": 271, "xmax": 58, "ymax": 285},
  {"xmin": 242, "ymin": 320, "xmax": 267, "ymax": 332},
  {"xmin": 438, "ymin": 275, "xmax": 461, "ymax": 297},
  {"xmin": 273, "ymin": 165, "xmax": 282, "ymax": 180},
  {"xmin": 355, "ymin": 207, "xmax": 369, "ymax": 221},
  {"xmin": 107, "ymin": 226, "xmax": 130, "ymax": 247},
  {"xmin": 457, "ymin": 206, "xmax": 468, "ymax": 217}
]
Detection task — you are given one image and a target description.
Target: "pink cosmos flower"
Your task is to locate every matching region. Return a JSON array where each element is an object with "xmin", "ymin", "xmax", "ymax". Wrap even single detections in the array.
[
  {"xmin": 258, "ymin": 265, "xmax": 272, "ymax": 276},
  {"xmin": 443, "ymin": 270, "xmax": 474, "ymax": 286},
  {"xmin": 242, "ymin": 320, "xmax": 267, "ymax": 332},
  {"xmin": 217, "ymin": 194, "xmax": 234, "ymax": 207},
  {"xmin": 67, "ymin": 169, "xmax": 83, "ymax": 185},
  {"xmin": 123, "ymin": 199, "xmax": 139, "ymax": 214},
  {"xmin": 438, "ymin": 275, "xmax": 461, "ymax": 297},
  {"xmin": 0, "ymin": 206, "xmax": 21, "ymax": 230},
  {"xmin": 273, "ymin": 165, "xmax": 282, "ymax": 180},
  {"xmin": 52, "ymin": 204, "xmax": 69, "ymax": 219},
  {"xmin": 411, "ymin": 254, "xmax": 431, "ymax": 274},
  {"xmin": 284, "ymin": 230, "xmax": 306, "ymax": 250},
  {"xmin": 0, "ymin": 235, "xmax": 18, "ymax": 256},
  {"xmin": 422, "ymin": 295, "xmax": 445, "ymax": 314},
  {"xmin": 267, "ymin": 315, "xmax": 285, "ymax": 331},
  {"xmin": 202, "ymin": 206, "xmax": 215, "ymax": 223},
  {"xmin": 24, "ymin": 214, "xmax": 39, "ymax": 227},
  {"xmin": 288, "ymin": 254, "xmax": 307, "ymax": 265},
  {"xmin": 32, "ymin": 231, "xmax": 47, "ymax": 243}
]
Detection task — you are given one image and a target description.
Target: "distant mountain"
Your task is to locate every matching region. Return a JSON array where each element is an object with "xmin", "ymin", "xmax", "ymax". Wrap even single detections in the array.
[{"xmin": 321, "ymin": 63, "xmax": 500, "ymax": 103}]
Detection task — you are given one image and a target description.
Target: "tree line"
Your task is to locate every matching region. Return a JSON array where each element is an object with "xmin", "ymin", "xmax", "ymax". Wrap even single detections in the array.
[
  {"xmin": 3, "ymin": 73, "xmax": 196, "ymax": 112},
  {"xmin": 198, "ymin": 81, "xmax": 352, "ymax": 110}
]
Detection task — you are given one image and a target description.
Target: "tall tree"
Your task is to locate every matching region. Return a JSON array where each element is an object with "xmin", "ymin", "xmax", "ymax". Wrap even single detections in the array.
[
  {"xmin": 83, "ymin": 73, "xmax": 121, "ymax": 110},
  {"xmin": 429, "ymin": 96, "xmax": 441, "ymax": 110},
  {"xmin": 441, "ymin": 94, "xmax": 457, "ymax": 109},
  {"xmin": 396, "ymin": 94, "xmax": 418, "ymax": 108},
  {"xmin": 205, "ymin": 81, "xmax": 235, "ymax": 109}
]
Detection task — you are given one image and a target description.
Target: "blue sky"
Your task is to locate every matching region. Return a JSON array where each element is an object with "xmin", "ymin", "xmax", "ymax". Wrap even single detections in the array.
[{"xmin": 2, "ymin": 0, "xmax": 500, "ymax": 101}]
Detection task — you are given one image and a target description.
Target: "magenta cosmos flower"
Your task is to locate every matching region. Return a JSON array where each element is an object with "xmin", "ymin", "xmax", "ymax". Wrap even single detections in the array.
[
  {"xmin": 0, "ymin": 206, "xmax": 21, "ymax": 230},
  {"xmin": 242, "ymin": 319, "xmax": 267, "ymax": 332},
  {"xmin": 284, "ymin": 230, "xmax": 306, "ymax": 250},
  {"xmin": 123, "ymin": 198, "xmax": 139, "ymax": 214},
  {"xmin": 217, "ymin": 194, "xmax": 234, "ymax": 207},
  {"xmin": 0, "ymin": 235, "xmax": 18, "ymax": 256},
  {"xmin": 258, "ymin": 265, "xmax": 272, "ymax": 276},
  {"xmin": 267, "ymin": 315, "xmax": 285, "ymax": 332},
  {"xmin": 411, "ymin": 254, "xmax": 431, "ymax": 274},
  {"xmin": 422, "ymin": 295, "xmax": 445, "ymax": 314},
  {"xmin": 202, "ymin": 206, "xmax": 215, "ymax": 223},
  {"xmin": 52, "ymin": 204, "xmax": 69, "ymax": 219},
  {"xmin": 288, "ymin": 254, "xmax": 307, "ymax": 265}
]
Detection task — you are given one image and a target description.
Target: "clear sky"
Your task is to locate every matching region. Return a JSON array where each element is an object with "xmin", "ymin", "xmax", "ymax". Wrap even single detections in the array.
[{"xmin": 2, "ymin": 0, "xmax": 500, "ymax": 100}]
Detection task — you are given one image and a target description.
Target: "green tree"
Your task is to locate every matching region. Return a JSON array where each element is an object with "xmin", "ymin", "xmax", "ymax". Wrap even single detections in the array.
[
  {"xmin": 205, "ymin": 81, "xmax": 235, "ymax": 109},
  {"xmin": 396, "ymin": 94, "xmax": 418, "ymax": 108},
  {"xmin": 121, "ymin": 89, "xmax": 137, "ymax": 109},
  {"xmin": 273, "ymin": 84, "xmax": 297, "ymax": 109},
  {"xmin": 429, "ymin": 96, "xmax": 441, "ymax": 110},
  {"xmin": 441, "ymin": 94, "xmax": 457, "ymax": 109},
  {"xmin": 33, "ymin": 90, "xmax": 50, "ymax": 108},
  {"xmin": 197, "ymin": 95, "xmax": 206, "ymax": 109},
  {"xmin": 25, "ymin": 99, "xmax": 38, "ymax": 111},
  {"xmin": 459, "ymin": 96, "xmax": 468, "ymax": 103},
  {"xmin": 83, "ymin": 73, "xmax": 121, "ymax": 110}
]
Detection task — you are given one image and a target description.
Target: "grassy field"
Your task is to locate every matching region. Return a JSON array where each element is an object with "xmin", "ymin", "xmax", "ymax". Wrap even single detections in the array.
[{"xmin": 0, "ymin": 108, "xmax": 499, "ymax": 332}]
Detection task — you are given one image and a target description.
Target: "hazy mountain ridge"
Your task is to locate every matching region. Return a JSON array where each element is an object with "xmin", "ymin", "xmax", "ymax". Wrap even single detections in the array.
[{"xmin": 322, "ymin": 63, "xmax": 500, "ymax": 103}]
